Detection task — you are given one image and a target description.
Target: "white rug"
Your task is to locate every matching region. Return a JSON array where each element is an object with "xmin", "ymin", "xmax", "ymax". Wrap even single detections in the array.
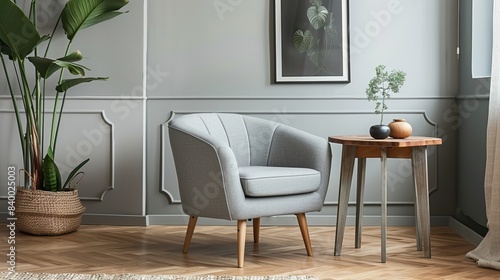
[{"xmin": 0, "ymin": 272, "xmax": 318, "ymax": 280}]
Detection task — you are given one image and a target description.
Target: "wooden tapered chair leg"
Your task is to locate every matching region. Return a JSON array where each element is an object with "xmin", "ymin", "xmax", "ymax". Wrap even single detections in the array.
[
  {"xmin": 183, "ymin": 215, "xmax": 198, "ymax": 253},
  {"xmin": 296, "ymin": 213, "xmax": 313, "ymax": 256},
  {"xmin": 237, "ymin": 220, "xmax": 247, "ymax": 268},
  {"xmin": 253, "ymin": 218, "xmax": 260, "ymax": 243}
]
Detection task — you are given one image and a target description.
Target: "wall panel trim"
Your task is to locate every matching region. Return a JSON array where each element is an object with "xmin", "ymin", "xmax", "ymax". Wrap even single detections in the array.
[
  {"xmin": 0, "ymin": 110, "xmax": 115, "ymax": 201},
  {"xmin": 0, "ymin": 96, "xmax": 146, "ymax": 101},
  {"xmin": 159, "ymin": 110, "xmax": 440, "ymax": 206},
  {"xmin": 147, "ymin": 96, "xmax": 457, "ymax": 101},
  {"xmin": 456, "ymin": 94, "xmax": 490, "ymax": 100}
]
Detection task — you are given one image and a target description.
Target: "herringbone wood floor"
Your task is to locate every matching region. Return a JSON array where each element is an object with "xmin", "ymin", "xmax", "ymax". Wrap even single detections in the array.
[{"xmin": 1, "ymin": 224, "xmax": 498, "ymax": 279}]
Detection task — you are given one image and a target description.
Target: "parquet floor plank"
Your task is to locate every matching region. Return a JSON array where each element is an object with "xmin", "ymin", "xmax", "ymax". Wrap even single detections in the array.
[{"xmin": 1, "ymin": 225, "xmax": 498, "ymax": 279}]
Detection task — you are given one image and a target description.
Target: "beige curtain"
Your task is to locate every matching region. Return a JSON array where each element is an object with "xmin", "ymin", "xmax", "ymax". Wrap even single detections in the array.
[{"xmin": 465, "ymin": 0, "xmax": 500, "ymax": 271}]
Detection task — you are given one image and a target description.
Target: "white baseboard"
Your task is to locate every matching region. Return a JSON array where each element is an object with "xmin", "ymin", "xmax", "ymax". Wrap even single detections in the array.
[
  {"xmin": 449, "ymin": 217, "xmax": 484, "ymax": 246},
  {"xmin": 145, "ymin": 214, "xmax": 451, "ymax": 227},
  {"xmin": 0, "ymin": 212, "xmax": 459, "ymax": 228},
  {"xmin": 82, "ymin": 214, "xmax": 148, "ymax": 226}
]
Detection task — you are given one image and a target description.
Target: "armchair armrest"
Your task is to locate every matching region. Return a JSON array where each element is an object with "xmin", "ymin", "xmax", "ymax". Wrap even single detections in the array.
[
  {"xmin": 168, "ymin": 124, "xmax": 246, "ymax": 220},
  {"xmin": 268, "ymin": 125, "xmax": 332, "ymax": 198}
]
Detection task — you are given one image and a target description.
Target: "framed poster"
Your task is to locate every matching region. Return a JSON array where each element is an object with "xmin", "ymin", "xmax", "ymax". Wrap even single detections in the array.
[{"xmin": 274, "ymin": 0, "xmax": 350, "ymax": 83}]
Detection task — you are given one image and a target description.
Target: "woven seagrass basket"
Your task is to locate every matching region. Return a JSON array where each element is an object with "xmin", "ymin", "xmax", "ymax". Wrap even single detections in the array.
[{"xmin": 15, "ymin": 188, "xmax": 86, "ymax": 236}]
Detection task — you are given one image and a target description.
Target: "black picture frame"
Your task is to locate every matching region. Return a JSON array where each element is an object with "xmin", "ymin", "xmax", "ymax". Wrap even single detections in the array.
[{"xmin": 274, "ymin": 0, "xmax": 350, "ymax": 83}]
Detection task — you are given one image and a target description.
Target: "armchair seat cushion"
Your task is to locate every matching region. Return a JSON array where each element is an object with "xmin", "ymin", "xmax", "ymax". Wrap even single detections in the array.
[{"xmin": 239, "ymin": 166, "xmax": 321, "ymax": 197}]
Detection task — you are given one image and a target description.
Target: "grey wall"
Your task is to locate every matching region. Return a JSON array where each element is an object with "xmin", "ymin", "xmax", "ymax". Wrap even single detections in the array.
[
  {"xmin": 146, "ymin": 0, "xmax": 459, "ymax": 226},
  {"xmin": 1, "ymin": 0, "xmax": 461, "ymax": 227},
  {"xmin": 0, "ymin": 0, "xmax": 147, "ymax": 224},
  {"xmin": 455, "ymin": 0, "xmax": 490, "ymax": 235}
]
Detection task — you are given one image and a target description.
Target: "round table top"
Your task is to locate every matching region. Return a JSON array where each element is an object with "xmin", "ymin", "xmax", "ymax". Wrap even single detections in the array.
[{"xmin": 328, "ymin": 135, "xmax": 442, "ymax": 147}]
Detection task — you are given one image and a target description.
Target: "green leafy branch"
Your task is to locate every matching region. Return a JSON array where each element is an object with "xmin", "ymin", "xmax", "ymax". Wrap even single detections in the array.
[{"xmin": 366, "ymin": 65, "xmax": 407, "ymax": 125}]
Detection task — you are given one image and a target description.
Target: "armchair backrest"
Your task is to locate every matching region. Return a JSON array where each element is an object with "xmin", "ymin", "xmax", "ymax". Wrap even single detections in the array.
[
  {"xmin": 169, "ymin": 113, "xmax": 280, "ymax": 167},
  {"xmin": 169, "ymin": 112, "xmax": 332, "ymax": 220}
]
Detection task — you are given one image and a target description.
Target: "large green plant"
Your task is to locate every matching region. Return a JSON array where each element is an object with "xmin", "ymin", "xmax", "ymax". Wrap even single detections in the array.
[
  {"xmin": 366, "ymin": 65, "xmax": 407, "ymax": 125},
  {"xmin": 0, "ymin": 0, "xmax": 128, "ymax": 191},
  {"xmin": 293, "ymin": 0, "xmax": 339, "ymax": 74}
]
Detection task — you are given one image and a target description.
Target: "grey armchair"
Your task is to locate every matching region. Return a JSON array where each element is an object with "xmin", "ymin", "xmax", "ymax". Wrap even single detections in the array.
[{"xmin": 168, "ymin": 113, "xmax": 331, "ymax": 267}]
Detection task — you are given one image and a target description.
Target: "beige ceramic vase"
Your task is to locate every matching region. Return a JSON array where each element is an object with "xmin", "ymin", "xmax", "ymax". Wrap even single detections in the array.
[{"xmin": 388, "ymin": 118, "xmax": 412, "ymax": 139}]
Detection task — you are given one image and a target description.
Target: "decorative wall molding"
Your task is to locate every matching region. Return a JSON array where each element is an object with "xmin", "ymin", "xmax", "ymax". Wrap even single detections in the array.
[
  {"xmin": 78, "ymin": 111, "xmax": 115, "ymax": 201},
  {"xmin": 159, "ymin": 111, "xmax": 180, "ymax": 203},
  {"xmin": 0, "ymin": 110, "xmax": 115, "ymax": 201},
  {"xmin": 1, "ymin": 95, "xmax": 464, "ymax": 101},
  {"xmin": 159, "ymin": 110, "xmax": 440, "ymax": 207},
  {"xmin": 0, "ymin": 96, "xmax": 147, "ymax": 101},
  {"xmin": 147, "ymin": 96, "xmax": 457, "ymax": 101},
  {"xmin": 1, "ymin": 94, "xmax": 462, "ymax": 101},
  {"xmin": 456, "ymin": 94, "xmax": 490, "ymax": 100}
]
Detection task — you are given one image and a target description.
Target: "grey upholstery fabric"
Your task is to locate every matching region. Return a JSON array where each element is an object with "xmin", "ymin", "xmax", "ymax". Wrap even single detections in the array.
[
  {"xmin": 239, "ymin": 166, "xmax": 320, "ymax": 197},
  {"xmin": 168, "ymin": 113, "xmax": 332, "ymax": 220}
]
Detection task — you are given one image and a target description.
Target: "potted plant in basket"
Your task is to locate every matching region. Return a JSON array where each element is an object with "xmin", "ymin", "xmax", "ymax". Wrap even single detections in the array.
[
  {"xmin": 0, "ymin": 0, "xmax": 128, "ymax": 235},
  {"xmin": 366, "ymin": 65, "xmax": 407, "ymax": 139}
]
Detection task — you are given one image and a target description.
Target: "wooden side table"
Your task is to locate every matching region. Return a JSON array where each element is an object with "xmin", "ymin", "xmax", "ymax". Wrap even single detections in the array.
[{"xmin": 328, "ymin": 135, "xmax": 442, "ymax": 263}]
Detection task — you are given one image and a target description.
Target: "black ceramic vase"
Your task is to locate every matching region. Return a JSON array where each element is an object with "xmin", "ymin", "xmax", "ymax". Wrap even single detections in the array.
[{"xmin": 369, "ymin": 124, "xmax": 390, "ymax": 139}]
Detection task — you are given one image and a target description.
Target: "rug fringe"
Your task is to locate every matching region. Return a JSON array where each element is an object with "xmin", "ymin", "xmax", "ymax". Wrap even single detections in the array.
[{"xmin": 0, "ymin": 272, "xmax": 318, "ymax": 280}]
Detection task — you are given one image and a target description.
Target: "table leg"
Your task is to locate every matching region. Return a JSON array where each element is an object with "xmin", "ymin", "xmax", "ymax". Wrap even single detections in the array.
[
  {"xmin": 355, "ymin": 158, "xmax": 366, "ymax": 249},
  {"xmin": 412, "ymin": 146, "xmax": 431, "ymax": 258},
  {"xmin": 334, "ymin": 145, "xmax": 356, "ymax": 256},
  {"xmin": 381, "ymin": 147, "xmax": 388, "ymax": 263},
  {"xmin": 412, "ymin": 159, "xmax": 423, "ymax": 252}
]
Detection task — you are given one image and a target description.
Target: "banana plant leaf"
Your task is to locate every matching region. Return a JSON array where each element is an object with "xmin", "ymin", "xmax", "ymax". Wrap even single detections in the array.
[
  {"xmin": 0, "ymin": 38, "xmax": 13, "ymax": 59},
  {"xmin": 56, "ymin": 77, "xmax": 108, "ymax": 92},
  {"xmin": 59, "ymin": 51, "xmax": 85, "ymax": 63},
  {"xmin": 28, "ymin": 55, "xmax": 89, "ymax": 79},
  {"xmin": 0, "ymin": 0, "xmax": 49, "ymax": 60},
  {"xmin": 62, "ymin": 0, "xmax": 129, "ymax": 40}
]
